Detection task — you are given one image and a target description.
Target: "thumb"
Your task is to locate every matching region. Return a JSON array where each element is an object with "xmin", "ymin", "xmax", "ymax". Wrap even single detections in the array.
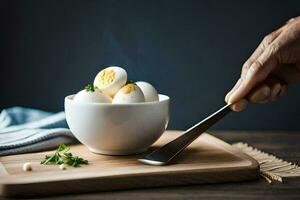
[{"xmin": 228, "ymin": 44, "xmax": 280, "ymax": 104}]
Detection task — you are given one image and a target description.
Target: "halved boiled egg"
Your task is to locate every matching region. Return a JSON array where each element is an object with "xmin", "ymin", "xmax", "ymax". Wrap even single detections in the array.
[
  {"xmin": 112, "ymin": 84, "xmax": 145, "ymax": 104},
  {"xmin": 73, "ymin": 86, "xmax": 112, "ymax": 103},
  {"xmin": 136, "ymin": 81, "xmax": 159, "ymax": 102},
  {"xmin": 93, "ymin": 66, "xmax": 127, "ymax": 97}
]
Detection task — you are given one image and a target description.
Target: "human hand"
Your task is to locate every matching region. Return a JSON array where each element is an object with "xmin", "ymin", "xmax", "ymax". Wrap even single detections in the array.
[{"xmin": 225, "ymin": 16, "xmax": 300, "ymax": 112}]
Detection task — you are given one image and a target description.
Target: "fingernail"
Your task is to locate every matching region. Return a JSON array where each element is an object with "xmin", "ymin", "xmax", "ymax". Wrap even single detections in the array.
[
  {"xmin": 279, "ymin": 85, "xmax": 288, "ymax": 97},
  {"xmin": 230, "ymin": 99, "xmax": 248, "ymax": 112},
  {"xmin": 271, "ymin": 83, "xmax": 281, "ymax": 99}
]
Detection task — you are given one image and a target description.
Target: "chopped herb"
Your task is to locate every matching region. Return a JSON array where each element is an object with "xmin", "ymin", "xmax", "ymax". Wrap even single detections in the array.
[
  {"xmin": 84, "ymin": 84, "xmax": 95, "ymax": 92},
  {"xmin": 126, "ymin": 80, "xmax": 135, "ymax": 84},
  {"xmin": 41, "ymin": 144, "xmax": 88, "ymax": 167},
  {"xmin": 64, "ymin": 152, "xmax": 88, "ymax": 167}
]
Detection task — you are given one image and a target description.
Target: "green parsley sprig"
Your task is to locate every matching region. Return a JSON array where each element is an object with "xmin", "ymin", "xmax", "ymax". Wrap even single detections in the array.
[
  {"xmin": 41, "ymin": 144, "xmax": 88, "ymax": 167},
  {"xmin": 126, "ymin": 80, "xmax": 135, "ymax": 84},
  {"xmin": 84, "ymin": 84, "xmax": 95, "ymax": 92}
]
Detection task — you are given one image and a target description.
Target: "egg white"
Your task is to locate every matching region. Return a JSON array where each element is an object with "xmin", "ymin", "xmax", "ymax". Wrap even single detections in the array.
[
  {"xmin": 136, "ymin": 81, "xmax": 159, "ymax": 102},
  {"xmin": 112, "ymin": 84, "xmax": 145, "ymax": 104},
  {"xmin": 73, "ymin": 89, "xmax": 112, "ymax": 103}
]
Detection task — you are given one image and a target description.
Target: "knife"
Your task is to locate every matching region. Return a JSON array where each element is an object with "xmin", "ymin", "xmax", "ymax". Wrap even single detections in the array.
[{"xmin": 138, "ymin": 104, "xmax": 232, "ymax": 166}]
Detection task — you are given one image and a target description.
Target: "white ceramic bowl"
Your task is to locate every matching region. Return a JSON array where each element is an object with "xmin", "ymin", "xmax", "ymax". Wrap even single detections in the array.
[{"xmin": 64, "ymin": 94, "xmax": 170, "ymax": 155}]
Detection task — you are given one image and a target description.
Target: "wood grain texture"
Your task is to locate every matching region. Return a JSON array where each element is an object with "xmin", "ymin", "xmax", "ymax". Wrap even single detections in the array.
[
  {"xmin": 0, "ymin": 131, "xmax": 299, "ymax": 200},
  {"xmin": 0, "ymin": 131, "xmax": 259, "ymax": 198}
]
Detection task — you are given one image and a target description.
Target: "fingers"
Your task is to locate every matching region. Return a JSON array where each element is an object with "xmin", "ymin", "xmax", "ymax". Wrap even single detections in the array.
[
  {"xmin": 241, "ymin": 29, "xmax": 282, "ymax": 79},
  {"xmin": 247, "ymin": 77, "xmax": 288, "ymax": 104},
  {"xmin": 225, "ymin": 28, "xmax": 283, "ymax": 106},
  {"xmin": 248, "ymin": 84, "xmax": 271, "ymax": 103},
  {"xmin": 229, "ymin": 99, "xmax": 248, "ymax": 112},
  {"xmin": 225, "ymin": 78, "xmax": 241, "ymax": 102},
  {"xmin": 286, "ymin": 16, "xmax": 300, "ymax": 24},
  {"xmin": 228, "ymin": 43, "xmax": 279, "ymax": 104},
  {"xmin": 224, "ymin": 18, "xmax": 298, "ymax": 110},
  {"xmin": 226, "ymin": 79, "xmax": 248, "ymax": 112},
  {"xmin": 269, "ymin": 81, "xmax": 281, "ymax": 100},
  {"xmin": 227, "ymin": 78, "xmax": 288, "ymax": 112}
]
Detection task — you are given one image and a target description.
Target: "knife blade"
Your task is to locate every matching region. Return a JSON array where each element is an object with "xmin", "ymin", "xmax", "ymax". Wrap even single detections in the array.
[{"xmin": 138, "ymin": 104, "xmax": 232, "ymax": 166}]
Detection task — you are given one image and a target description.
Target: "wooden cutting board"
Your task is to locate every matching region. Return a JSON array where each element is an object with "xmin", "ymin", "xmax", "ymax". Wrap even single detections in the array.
[{"xmin": 0, "ymin": 130, "xmax": 259, "ymax": 197}]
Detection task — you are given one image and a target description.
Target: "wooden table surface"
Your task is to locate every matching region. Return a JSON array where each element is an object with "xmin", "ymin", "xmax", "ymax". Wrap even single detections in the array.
[{"xmin": 1, "ymin": 131, "xmax": 300, "ymax": 200}]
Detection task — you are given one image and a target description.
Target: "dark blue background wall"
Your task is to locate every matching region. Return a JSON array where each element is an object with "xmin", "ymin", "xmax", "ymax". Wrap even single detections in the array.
[{"xmin": 1, "ymin": 0, "xmax": 300, "ymax": 130}]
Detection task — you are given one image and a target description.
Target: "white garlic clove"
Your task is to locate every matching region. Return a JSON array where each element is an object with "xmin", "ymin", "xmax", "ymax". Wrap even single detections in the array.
[
  {"xmin": 59, "ymin": 163, "xmax": 67, "ymax": 170},
  {"xmin": 23, "ymin": 162, "xmax": 32, "ymax": 171}
]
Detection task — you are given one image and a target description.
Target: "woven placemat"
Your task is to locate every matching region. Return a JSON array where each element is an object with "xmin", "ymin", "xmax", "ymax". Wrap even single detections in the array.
[{"xmin": 233, "ymin": 143, "xmax": 300, "ymax": 183}]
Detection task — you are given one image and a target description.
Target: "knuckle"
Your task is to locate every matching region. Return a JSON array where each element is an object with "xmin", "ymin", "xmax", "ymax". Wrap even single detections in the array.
[
  {"xmin": 287, "ymin": 17, "xmax": 295, "ymax": 23},
  {"xmin": 266, "ymin": 43, "xmax": 280, "ymax": 55},
  {"xmin": 243, "ymin": 60, "xmax": 252, "ymax": 69},
  {"xmin": 242, "ymin": 59, "xmax": 253, "ymax": 75},
  {"xmin": 247, "ymin": 60, "xmax": 264, "ymax": 82},
  {"xmin": 286, "ymin": 16, "xmax": 300, "ymax": 24},
  {"xmin": 251, "ymin": 60, "xmax": 264, "ymax": 73},
  {"xmin": 262, "ymin": 34, "xmax": 273, "ymax": 46},
  {"xmin": 242, "ymin": 63, "xmax": 249, "ymax": 74},
  {"xmin": 262, "ymin": 31, "xmax": 278, "ymax": 47}
]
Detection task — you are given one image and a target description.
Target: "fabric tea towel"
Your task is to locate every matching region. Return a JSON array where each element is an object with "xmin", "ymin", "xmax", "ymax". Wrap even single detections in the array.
[
  {"xmin": 0, "ymin": 107, "xmax": 77, "ymax": 156},
  {"xmin": 233, "ymin": 142, "xmax": 300, "ymax": 183}
]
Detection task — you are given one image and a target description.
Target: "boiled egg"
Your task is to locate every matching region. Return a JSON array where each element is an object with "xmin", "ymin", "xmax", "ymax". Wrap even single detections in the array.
[
  {"xmin": 73, "ymin": 87, "xmax": 112, "ymax": 103},
  {"xmin": 136, "ymin": 81, "xmax": 159, "ymax": 102},
  {"xmin": 93, "ymin": 66, "xmax": 127, "ymax": 97},
  {"xmin": 112, "ymin": 84, "xmax": 145, "ymax": 104}
]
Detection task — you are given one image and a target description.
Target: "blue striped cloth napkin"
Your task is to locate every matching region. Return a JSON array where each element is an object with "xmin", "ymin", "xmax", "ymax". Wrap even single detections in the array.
[{"xmin": 0, "ymin": 107, "xmax": 77, "ymax": 156}]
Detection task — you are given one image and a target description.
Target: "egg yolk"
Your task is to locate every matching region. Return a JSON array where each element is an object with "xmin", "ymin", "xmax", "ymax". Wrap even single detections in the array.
[
  {"xmin": 121, "ymin": 84, "xmax": 136, "ymax": 94},
  {"xmin": 97, "ymin": 69, "xmax": 115, "ymax": 86}
]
